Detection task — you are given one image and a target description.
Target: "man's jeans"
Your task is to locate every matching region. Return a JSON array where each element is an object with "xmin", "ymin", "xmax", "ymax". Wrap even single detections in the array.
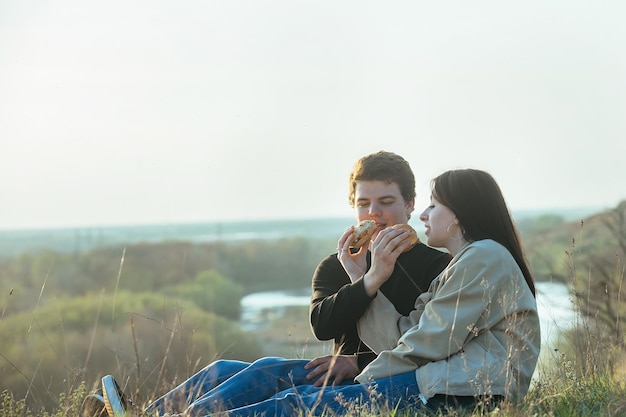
[{"xmin": 145, "ymin": 357, "xmax": 421, "ymax": 417}]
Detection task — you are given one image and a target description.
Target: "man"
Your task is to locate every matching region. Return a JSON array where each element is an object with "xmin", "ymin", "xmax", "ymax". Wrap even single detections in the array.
[
  {"xmin": 305, "ymin": 150, "xmax": 451, "ymax": 386},
  {"xmin": 86, "ymin": 151, "xmax": 451, "ymax": 417}
]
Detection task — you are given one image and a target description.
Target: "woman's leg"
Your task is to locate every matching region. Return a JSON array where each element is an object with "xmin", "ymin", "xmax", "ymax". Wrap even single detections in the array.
[
  {"xmin": 145, "ymin": 359, "xmax": 250, "ymax": 416},
  {"xmin": 189, "ymin": 369, "xmax": 421, "ymax": 417},
  {"xmin": 185, "ymin": 357, "xmax": 312, "ymax": 415}
]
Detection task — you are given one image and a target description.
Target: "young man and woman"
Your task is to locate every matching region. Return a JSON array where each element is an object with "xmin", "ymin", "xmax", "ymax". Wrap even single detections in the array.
[{"xmin": 84, "ymin": 152, "xmax": 540, "ymax": 416}]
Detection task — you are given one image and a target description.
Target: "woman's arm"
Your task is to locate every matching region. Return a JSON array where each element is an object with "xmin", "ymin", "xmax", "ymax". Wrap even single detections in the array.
[{"xmin": 357, "ymin": 242, "xmax": 520, "ymax": 381}]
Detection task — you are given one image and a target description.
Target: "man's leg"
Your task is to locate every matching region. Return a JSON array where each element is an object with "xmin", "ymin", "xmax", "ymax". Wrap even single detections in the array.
[
  {"xmin": 145, "ymin": 359, "xmax": 251, "ymax": 416},
  {"xmin": 184, "ymin": 357, "xmax": 311, "ymax": 415}
]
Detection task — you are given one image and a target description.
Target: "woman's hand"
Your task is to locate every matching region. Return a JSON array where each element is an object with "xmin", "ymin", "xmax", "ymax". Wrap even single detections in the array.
[
  {"xmin": 362, "ymin": 226, "xmax": 411, "ymax": 297},
  {"xmin": 336, "ymin": 226, "xmax": 369, "ymax": 282}
]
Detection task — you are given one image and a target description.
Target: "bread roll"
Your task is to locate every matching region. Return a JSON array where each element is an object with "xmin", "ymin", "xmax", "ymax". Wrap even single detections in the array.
[
  {"xmin": 390, "ymin": 223, "xmax": 420, "ymax": 252},
  {"xmin": 350, "ymin": 220, "xmax": 377, "ymax": 248}
]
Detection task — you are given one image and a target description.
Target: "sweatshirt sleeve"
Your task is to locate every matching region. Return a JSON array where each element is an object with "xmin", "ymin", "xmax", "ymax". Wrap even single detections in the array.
[
  {"xmin": 356, "ymin": 286, "xmax": 432, "ymax": 353},
  {"xmin": 309, "ymin": 254, "xmax": 374, "ymax": 341}
]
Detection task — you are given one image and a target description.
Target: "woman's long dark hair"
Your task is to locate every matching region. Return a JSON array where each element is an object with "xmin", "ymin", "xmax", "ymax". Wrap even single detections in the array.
[{"xmin": 432, "ymin": 169, "xmax": 536, "ymax": 297}]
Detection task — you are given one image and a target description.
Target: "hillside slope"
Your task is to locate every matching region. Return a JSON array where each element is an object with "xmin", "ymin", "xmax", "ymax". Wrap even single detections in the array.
[{"xmin": 522, "ymin": 200, "xmax": 626, "ymax": 283}]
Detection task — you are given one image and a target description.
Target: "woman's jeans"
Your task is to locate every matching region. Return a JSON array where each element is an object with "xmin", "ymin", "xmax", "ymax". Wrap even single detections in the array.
[{"xmin": 145, "ymin": 357, "xmax": 422, "ymax": 417}]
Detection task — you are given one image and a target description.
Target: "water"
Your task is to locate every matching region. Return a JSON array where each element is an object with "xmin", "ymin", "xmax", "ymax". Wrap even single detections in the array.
[
  {"xmin": 240, "ymin": 288, "xmax": 312, "ymax": 331},
  {"xmin": 535, "ymin": 281, "xmax": 578, "ymax": 344},
  {"xmin": 0, "ymin": 207, "xmax": 599, "ymax": 256},
  {"xmin": 240, "ymin": 282, "xmax": 577, "ymax": 346}
]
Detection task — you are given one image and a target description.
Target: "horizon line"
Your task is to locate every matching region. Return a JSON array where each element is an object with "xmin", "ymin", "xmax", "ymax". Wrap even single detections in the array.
[{"xmin": 0, "ymin": 205, "xmax": 610, "ymax": 233}]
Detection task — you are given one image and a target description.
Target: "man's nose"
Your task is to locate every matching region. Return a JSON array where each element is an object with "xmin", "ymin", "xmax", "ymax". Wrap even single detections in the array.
[{"xmin": 369, "ymin": 202, "xmax": 382, "ymax": 216}]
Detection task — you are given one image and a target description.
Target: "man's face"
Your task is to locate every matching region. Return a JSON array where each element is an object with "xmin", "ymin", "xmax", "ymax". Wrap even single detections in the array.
[{"xmin": 353, "ymin": 180, "xmax": 414, "ymax": 233}]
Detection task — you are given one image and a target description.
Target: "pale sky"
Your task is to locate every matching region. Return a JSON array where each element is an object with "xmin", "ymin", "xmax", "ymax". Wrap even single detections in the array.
[{"xmin": 1, "ymin": 1, "xmax": 625, "ymax": 230}]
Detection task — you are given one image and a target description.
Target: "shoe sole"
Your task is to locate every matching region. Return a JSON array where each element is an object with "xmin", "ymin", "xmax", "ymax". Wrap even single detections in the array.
[{"xmin": 102, "ymin": 375, "xmax": 126, "ymax": 417}]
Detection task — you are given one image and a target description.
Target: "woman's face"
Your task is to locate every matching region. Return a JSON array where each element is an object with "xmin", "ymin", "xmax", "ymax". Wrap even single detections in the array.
[
  {"xmin": 353, "ymin": 181, "xmax": 414, "ymax": 233},
  {"xmin": 419, "ymin": 194, "xmax": 458, "ymax": 250}
]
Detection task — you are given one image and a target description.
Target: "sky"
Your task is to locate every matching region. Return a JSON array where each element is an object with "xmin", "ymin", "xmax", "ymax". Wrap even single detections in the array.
[{"xmin": 1, "ymin": 1, "xmax": 625, "ymax": 230}]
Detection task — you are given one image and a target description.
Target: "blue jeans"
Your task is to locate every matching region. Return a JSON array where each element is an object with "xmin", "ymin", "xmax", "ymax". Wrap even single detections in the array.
[{"xmin": 145, "ymin": 357, "xmax": 421, "ymax": 417}]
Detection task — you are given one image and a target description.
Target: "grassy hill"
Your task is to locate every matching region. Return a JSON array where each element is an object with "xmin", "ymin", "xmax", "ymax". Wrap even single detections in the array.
[{"xmin": 519, "ymin": 200, "xmax": 626, "ymax": 284}]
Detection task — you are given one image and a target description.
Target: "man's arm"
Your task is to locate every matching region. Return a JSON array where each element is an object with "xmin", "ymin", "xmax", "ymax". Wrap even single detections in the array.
[
  {"xmin": 307, "ymin": 253, "xmax": 379, "ymax": 385},
  {"xmin": 309, "ymin": 254, "xmax": 373, "ymax": 340}
]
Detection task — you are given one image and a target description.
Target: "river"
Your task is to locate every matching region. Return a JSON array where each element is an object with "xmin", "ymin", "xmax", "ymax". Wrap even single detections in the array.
[{"xmin": 240, "ymin": 281, "xmax": 577, "ymax": 347}]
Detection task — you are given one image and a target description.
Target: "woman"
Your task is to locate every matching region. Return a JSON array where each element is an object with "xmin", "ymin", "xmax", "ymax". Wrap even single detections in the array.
[
  {"xmin": 98, "ymin": 168, "xmax": 540, "ymax": 416},
  {"xmin": 355, "ymin": 168, "xmax": 540, "ymax": 410}
]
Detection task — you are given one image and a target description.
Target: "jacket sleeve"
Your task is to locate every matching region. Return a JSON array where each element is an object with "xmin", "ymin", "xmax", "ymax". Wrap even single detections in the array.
[{"xmin": 357, "ymin": 245, "xmax": 504, "ymax": 381}]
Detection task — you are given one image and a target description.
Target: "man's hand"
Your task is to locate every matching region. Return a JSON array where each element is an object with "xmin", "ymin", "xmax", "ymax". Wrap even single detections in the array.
[
  {"xmin": 336, "ymin": 227, "xmax": 369, "ymax": 282},
  {"xmin": 304, "ymin": 355, "xmax": 359, "ymax": 387}
]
